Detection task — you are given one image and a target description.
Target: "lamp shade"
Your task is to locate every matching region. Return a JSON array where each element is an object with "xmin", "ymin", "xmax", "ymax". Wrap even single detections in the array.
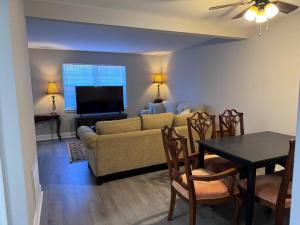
[
  {"xmin": 47, "ymin": 82, "xmax": 58, "ymax": 94},
  {"xmin": 255, "ymin": 9, "xmax": 267, "ymax": 23},
  {"xmin": 244, "ymin": 6, "xmax": 259, "ymax": 21},
  {"xmin": 153, "ymin": 73, "xmax": 164, "ymax": 84},
  {"xmin": 265, "ymin": 3, "xmax": 279, "ymax": 19}
]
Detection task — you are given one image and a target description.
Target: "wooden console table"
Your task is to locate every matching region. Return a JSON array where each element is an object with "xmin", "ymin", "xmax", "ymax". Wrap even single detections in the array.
[
  {"xmin": 34, "ymin": 114, "xmax": 61, "ymax": 141},
  {"xmin": 75, "ymin": 113, "xmax": 128, "ymax": 138}
]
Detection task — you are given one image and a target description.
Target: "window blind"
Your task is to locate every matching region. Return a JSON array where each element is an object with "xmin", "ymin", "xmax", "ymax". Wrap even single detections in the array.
[{"xmin": 62, "ymin": 64, "xmax": 127, "ymax": 110}]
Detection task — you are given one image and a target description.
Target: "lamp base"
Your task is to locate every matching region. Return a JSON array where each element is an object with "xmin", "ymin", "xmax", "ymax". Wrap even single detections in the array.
[
  {"xmin": 153, "ymin": 98, "xmax": 163, "ymax": 103},
  {"xmin": 51, "ymin": 95, "xmax": 57, "ymax": 115}
]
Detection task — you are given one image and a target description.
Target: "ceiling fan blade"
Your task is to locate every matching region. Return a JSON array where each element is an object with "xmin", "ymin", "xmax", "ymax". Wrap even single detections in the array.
[
  {"xmin": 209, "ymin": 2, "xmax": 250, "ymax": 10},
  {"xmin": 231, "ymin": 5, "xmax": 253, "ymax": 19},
  {"xmin": 273, "ymin": 1, "xmax": 299, "ymax": 14}
]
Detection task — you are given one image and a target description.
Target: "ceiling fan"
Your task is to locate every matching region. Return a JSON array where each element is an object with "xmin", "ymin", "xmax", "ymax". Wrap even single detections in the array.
[{"xmin": 209, "ymin": 0, "xmax": 298, "ymax": 23}]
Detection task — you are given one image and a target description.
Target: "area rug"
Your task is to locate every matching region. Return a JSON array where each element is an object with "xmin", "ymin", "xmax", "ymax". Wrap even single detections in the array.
[{"xmin": 67, "ymin": 141, "xmax": 87, "ymax": 163}]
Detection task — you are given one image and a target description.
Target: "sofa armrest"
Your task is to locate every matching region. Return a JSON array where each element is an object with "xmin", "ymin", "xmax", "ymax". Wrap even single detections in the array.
[{"xmin": 77, "ymin": 126, "xmax": 97, "ymax": 150}]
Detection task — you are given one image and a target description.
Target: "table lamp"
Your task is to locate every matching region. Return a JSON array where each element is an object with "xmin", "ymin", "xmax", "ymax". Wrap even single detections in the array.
[
  {"xmin": 153, "ymin": 73, "xmax": 164, "ymax": 103},
  {"xmin": 47, "ymin": 81, "xmax": 58, "ymax": 115}
]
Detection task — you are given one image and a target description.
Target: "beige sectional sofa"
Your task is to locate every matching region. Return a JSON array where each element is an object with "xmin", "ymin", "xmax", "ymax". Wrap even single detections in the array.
[{"xmin": 78, "ymin": 112, "xmax": 198, "ymax": 184}]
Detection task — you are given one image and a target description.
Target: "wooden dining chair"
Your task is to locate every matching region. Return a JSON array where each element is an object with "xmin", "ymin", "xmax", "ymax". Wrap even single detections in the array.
[
  {"xmin": 219, "ymin": 109, "xmax": 244, "ymax": 137},
  {"xmin": 161, "ymin": 125, "xmax": 241, "ymax": 225},
  {"xmin": 239, "ymin": 139, "xmax": 295, "ymax": 225},
  {"xmin": 187, "ymin": 111, "xmax": 236, "ymax": 173}
]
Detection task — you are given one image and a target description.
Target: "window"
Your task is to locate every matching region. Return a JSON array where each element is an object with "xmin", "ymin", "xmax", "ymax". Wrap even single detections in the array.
[{"xmin": 62, "ymin": 64, "xmax": 127, "ymax": 110}]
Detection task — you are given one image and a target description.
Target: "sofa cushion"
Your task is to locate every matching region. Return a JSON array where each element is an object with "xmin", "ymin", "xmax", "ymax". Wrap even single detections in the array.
[
  {"xmin": 142, "ymin": 112, "xmax": 174, "ymax": 130},
  {"xmin": 173, "ymin": 112, "xmax": 193, "ymax": 127},
  {"xmin": 96, "ymin": 117, "xmax": 141, "ymax": 135}
]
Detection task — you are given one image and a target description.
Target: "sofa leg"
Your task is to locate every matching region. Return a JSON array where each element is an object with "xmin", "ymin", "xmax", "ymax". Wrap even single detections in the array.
[
  {"xmin": 92, "ymin": 163, "xmax": 168, "ymax": 186},
  {"xmin": 96, "ymin": 177, "xmax": 103, "ymax": 185},
  {"xmin": 87, "ymin": 164, "xmax": 103, "ymax": 185}
]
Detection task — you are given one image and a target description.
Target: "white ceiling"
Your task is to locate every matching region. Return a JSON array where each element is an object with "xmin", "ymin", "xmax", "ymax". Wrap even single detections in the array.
[
  {"xmin": 32, "ymin": 0, "xmax": 244, "ymax": 21},
  {"xmin": 27, "ymin": 18, "xmax": 234, "ymax": 54},
  {"xmin": 25, "ymin": 0, "xmax": 300, "ymax": 52},
  {"xmin": 30, "ymin": 0, "xmax": 300, "ymax": 24}
]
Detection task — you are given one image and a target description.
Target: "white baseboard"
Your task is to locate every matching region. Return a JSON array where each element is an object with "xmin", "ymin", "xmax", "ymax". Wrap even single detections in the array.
[
  {"xmin": 32, "ymin": 191, "xmax": 43, "ymax": 225},
  {"xmin": 0, "ymin": 159, "xmax": 8, "ymax": 225},
  {"xmin": 36, "ymin": 132, "xmax": 76, "ymax": 142},
  {"xmin": 32, "ymin": 156, "xmax": 43, "ymax": 225}
]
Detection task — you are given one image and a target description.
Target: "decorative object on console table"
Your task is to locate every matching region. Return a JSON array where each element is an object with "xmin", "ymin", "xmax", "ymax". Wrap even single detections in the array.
[
  {"xmin": 34, "ymin": 114, "xmax": 61, "ymax": 141},
  {"xmin": 153, "ymin": 73, "xmax": 164, "ymax": 103},
  {"xmin": 47, "ymin": 81, "xmax": 58, "ymax": 115},
  {"xmin": 75, "ymin": 113, "xmax": 128, "ymax": 138}
]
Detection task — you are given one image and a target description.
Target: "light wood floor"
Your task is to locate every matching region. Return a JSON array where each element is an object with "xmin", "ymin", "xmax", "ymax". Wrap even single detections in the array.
[{"xmin": 38, "ymin": 139, "xmax": 287, "ymax": 225}]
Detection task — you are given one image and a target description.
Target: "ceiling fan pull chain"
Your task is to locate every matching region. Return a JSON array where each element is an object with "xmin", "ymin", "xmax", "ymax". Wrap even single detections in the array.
[
  {"xmin": 266, "ymin": 20, "xmax": 269, "ymax": 31},
  {"xmin": 259, "ymin": 23, "xmax": 262, "ymax": 36}
]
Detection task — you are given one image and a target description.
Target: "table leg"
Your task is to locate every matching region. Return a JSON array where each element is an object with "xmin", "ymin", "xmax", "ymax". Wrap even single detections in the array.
[
  {"xmin": 56, "ymin": 117, "xmax": 61, "ymax": 141},
  {"xmin": 198, "ymin": 143, "xmax": 205, "ymax": 168},
  {"xmin": 245, "ymin": 166, "xmax": 256, "ymax": 225},
  {"xmin": 265, "ymin": 165, "xmax": 275, "ymax": 174}
]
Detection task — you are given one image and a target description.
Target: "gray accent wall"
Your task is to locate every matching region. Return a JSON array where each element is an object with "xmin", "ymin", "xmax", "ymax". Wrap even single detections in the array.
[
  {"xmin": 29, "ymin": 49, "xmax": 164, "ymax": 139},
  {"xmin": 166, "ymin": 14, "xmax": 300, "ymax": 136}
]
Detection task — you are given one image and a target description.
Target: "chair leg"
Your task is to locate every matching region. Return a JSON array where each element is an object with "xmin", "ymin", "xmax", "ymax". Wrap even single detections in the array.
[
  {"xmin": 189, "ymin": 201, "xmax": 196, "ymax": 225},
  {"xmin": 233, "ymin": 196, "xmax": 242, "ymax": 225},
  {"xmin": 168, "ymin": 187, "xmax": 176, "ymax": 221},
  {"xmin": 275, "ymin": 208, "xmax": 285, "ymax": 225},
  {"xmin": 264, "ymin": 206, "xmax": 273, "ymax": 214}
]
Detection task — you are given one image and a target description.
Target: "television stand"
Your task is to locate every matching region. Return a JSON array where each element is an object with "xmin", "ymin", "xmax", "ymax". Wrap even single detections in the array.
[{"xmin": 75, "ymin": 112, "xmax": 128, "ymax": 138}]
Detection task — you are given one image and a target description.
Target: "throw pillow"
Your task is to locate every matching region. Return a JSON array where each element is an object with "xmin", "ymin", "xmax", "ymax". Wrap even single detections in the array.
[
  {"xmin": 179, "ymin": 109, "xmax": 191, "ymax": 115},
  {"xmin": 177, "ymin": 101, "xmax": 190, "ymax": 114},
  {"xmin": 163, "ymin": 101, "xmax": 180, "ymax": 113}
]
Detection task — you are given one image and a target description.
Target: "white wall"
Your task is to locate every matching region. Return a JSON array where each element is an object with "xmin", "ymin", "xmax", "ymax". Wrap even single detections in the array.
[
  {"xmin": 291, "ymin": 82, "xmax": 300, "ymax": 224},
  {"xmin": 29, "ymin": 49, "xmax": 165, "ymax": 139},
  {"xmin": 167, "ymin": 14, "xmax": 300, "ymax": 135},
  {"xmin": 0, "ymin": 0, "xmax": 38, "ymax": 224}
]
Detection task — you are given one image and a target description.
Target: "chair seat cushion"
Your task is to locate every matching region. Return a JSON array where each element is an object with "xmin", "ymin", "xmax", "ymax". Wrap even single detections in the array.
[
  {"xmin": 172, "ymin": 169, "xmax": 233, "ymax": 201},
  {"xmin": 204, "ymin": 154, "xmax": 236, "ymax": 173},
  {"xmin": 239, "ymin": 175, "xmax": 292, "ymax": 208}
]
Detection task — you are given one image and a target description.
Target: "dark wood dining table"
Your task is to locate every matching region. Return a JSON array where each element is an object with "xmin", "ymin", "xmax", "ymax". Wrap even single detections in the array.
[{"xmin": 197, "ymin": 131, "xmax": 294, "ymax": 225}]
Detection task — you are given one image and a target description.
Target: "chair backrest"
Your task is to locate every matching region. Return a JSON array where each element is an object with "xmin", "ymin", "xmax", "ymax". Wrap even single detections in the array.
[
  {"xmin": 161, "ymin": 126, "xmax": 195, "ymax": 194},
  {"xmin": 187, "ymin": 112, "xmax": 217, "ymax": 154},
  {"xmin": 276, "ymin": 139, "xmax": 295, "ymax": 210},
  {"xmin": 219, "ymin": 109, "xmax": 244, "ymax": 137}
]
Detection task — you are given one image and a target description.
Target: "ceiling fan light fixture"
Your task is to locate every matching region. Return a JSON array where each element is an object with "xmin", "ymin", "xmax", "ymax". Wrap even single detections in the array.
[
  {"xmin": 244, "ymin": 5, "xmax": 259, "ymax": 21},
  {"xmin": 255, "ymin": 9, "xmax": 267, "ymax": 23},
  {"xmin": 265, "ymin": 2, "xmax": 279, "ymax": 18}
]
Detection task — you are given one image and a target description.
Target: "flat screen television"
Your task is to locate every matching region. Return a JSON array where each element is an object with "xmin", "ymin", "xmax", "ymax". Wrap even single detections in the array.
[{"xmin": 75, "ymin": 86, "xmax": 124, "ymax": 114}]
